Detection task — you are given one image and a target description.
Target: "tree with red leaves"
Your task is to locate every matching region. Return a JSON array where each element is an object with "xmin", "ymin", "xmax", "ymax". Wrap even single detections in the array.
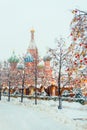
[{"xmin": 70, "ymin": 9, "xmax": 87, "ymax": 79}]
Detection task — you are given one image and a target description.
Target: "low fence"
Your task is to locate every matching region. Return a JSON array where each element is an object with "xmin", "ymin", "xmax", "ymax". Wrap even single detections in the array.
[{"xmin": 2, "ymin": 93, "xmax": 87, "ymax": 105}]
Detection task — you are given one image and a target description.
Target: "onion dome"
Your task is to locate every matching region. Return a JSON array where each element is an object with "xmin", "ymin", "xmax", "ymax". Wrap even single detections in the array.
[
  {"xmin": 30, "ymin": 28, "xmax": 35, "ymax": 32},
  {"xmin": 38, "ymin": 61, "xmax": 44, "ymax": 66},
  {"xmin": 8, "ymin": 51, "xmax": 19, "ymax": 63},
  {"xmin": 17, "ymin": 63, "xmax": 25, "ymax": 70},
  {"xmin": 24, "ymin": 52, "xmax": 34, "ymax": 62},
  {"xmin": 43, "ymin": 54, "xmax": 51, "ymax": 62},
  {"xmin": 37, "ymin": 61, "xmax": 44, "ymax": 68}
]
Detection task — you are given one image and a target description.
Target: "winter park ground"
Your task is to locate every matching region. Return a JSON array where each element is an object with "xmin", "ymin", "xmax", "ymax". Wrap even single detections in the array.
[{"xmin": 0, "ymin": 96, "xmax": 87, "ymax": 130}]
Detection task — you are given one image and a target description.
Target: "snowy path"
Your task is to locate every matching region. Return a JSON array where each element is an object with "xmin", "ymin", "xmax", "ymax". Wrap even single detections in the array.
[
  {"xmin": 0, "ymin": 102, "xmax": 77, "ymax": 130},
  {"xmin": 0, "ymin": 97, "xmax": 87, "ymax": 130}
]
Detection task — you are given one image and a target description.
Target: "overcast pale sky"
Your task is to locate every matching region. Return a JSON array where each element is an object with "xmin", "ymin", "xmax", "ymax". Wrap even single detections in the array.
[{"xmin": 0, "ymin": 0, "xmax": 87, "ymax": 61}]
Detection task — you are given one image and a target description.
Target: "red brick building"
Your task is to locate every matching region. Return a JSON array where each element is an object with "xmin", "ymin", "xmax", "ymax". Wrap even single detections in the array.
[{"xmin": 8, "ymin": 29, "xmax": 54, "ymax": 87}]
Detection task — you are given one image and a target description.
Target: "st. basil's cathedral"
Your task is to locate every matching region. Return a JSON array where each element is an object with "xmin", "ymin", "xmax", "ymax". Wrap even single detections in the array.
[{"xmin": 8, "ymin": 29, "xmax": 55, "ymax": 88}]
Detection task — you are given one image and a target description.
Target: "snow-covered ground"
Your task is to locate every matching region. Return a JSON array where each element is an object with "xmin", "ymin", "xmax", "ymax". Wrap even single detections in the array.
[{"xmin": 0, "ymin": 96, "xmax": 87, "ymax": 130}]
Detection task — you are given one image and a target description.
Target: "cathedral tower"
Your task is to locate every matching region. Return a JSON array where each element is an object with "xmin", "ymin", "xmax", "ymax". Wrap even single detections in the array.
[{"xmin": 27, "ymin": 28, "xmax": 38, "ymax": 60}]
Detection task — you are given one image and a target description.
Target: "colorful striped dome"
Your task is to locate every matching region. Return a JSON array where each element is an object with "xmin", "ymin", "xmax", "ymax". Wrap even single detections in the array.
[
  {"xmin": 24, "ymin": 52, "xmax": 34, "ymax": 62},
  {"xmin": 43, "ymin": 54, "xmax": 51, "ymax": 61},
  {"xmin": 17, "ymin": 63, "xmax": 25, "ymax": 70},
  {"xmin": 8, "ymin": 51, "xmax": 19, "ymax": 63}
]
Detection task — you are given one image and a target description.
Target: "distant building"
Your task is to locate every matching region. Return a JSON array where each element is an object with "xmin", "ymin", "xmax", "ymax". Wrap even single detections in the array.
[{"xmin": 8, "ymin": 29, "xmax": 55, "ymax": 87}]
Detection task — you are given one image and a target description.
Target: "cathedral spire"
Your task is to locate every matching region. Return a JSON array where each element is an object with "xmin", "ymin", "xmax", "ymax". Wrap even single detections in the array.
[
  {"xmin": 28, "ymin": 28, "xmax": 37, "ymax": 50},
  {"xmin": 30, "ymin": 28, "xmax": 35, "ymax": 41}
]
